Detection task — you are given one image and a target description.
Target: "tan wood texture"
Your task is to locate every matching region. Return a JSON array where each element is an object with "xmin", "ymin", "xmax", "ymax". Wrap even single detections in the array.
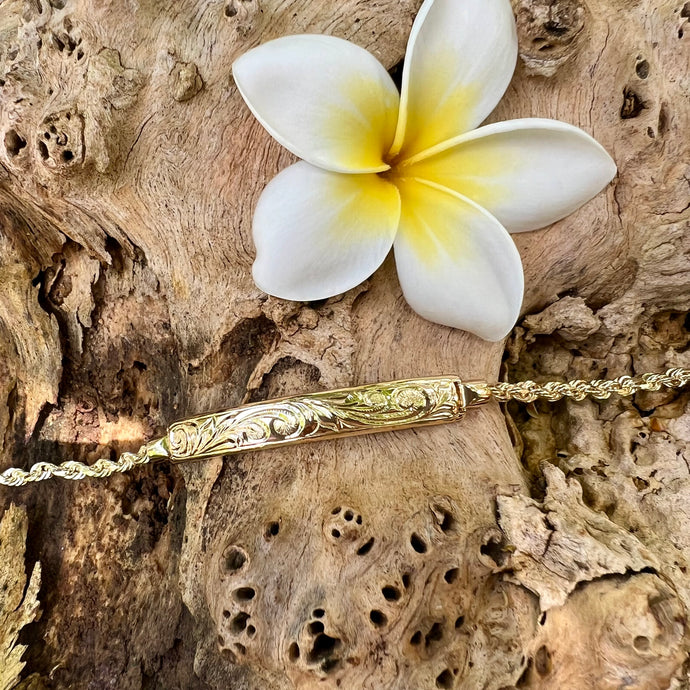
[{"xmin": 0, "ymin": 0, "xmax": 689, "ymax": 687}]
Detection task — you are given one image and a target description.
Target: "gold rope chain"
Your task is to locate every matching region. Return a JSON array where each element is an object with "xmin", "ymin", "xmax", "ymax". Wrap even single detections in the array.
[{"xmin": 2, "ymin": 367, "xmax": 689, "ymax": 487}]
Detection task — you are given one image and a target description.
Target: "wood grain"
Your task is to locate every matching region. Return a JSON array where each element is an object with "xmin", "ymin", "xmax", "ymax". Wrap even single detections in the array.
[{"xmin": 0, "ymin": 0, "xmax": 688, "ymax": 687}]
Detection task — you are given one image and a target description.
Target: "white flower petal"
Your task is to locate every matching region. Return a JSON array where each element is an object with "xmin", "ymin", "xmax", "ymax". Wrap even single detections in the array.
[
  {"xmin": 252, "ymin": 162, "xmax": 400, "ymax": 301},
  {"xmin": 233, "ymin": 35, "xmax": 400, "ymax": 173},
  {"xmin": 393, "ymin": 178, "xmax": 523, "ymax": 341},
  {"xmin": 400, "ymin": 119, "xmax": 617, "ymax": 233},
  {"xmin": 390, "ymin": 0, "xmax": 517, "ymax": 161}
]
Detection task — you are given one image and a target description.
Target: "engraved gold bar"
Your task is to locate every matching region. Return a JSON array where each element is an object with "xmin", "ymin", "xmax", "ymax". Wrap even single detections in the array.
[{"xmin": 165, "ymin": 376, "xmax": 491, "ymax": 464}]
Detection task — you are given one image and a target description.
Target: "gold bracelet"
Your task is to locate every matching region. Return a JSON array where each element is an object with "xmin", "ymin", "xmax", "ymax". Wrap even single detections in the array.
[{"xmin": 1, "ymin": 368, "xmax": 689, "ymax": 487}]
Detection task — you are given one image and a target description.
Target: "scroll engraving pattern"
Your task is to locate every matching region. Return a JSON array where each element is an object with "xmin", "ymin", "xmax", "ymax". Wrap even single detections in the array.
[{"xmin": 167, "ymin": 377, "xmax": 465, "ymax": 461}]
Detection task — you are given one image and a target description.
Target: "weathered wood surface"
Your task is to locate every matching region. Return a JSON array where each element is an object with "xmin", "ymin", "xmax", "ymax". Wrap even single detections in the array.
[{"xmin": 0, "ymin": 0, "xmax": 689, "ymax": 687}]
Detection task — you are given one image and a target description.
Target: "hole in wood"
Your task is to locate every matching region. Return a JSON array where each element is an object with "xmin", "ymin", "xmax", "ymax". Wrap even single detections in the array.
[
  {"xmin": 312, "ymin": 608, "xmax": 325, "ymax": 618},
  {"xmin": 264, "ymin": 521, "xmax": 280, "ymax": 539},
  {"xmin": 634, "ymin": 476, "xmax": 649, "ymax": 491},
  {"xmin": 230, "ymin": 612, "xmax": 250, "ymax": 633},
  {"xmin": 444, "ymin": 568, "xmax": 459, "ymax": 584},
  {"xmin": 410, "ymin": 631, "xmax": 422, "ymax": 645},
  {"xmin": 382, "ymin": 585, "xmax": 401, "ymax": 601},
  {"xmin": 534, "ymin": 645, "xmax": 552, "ymax": 676},
  {"xmin": 543, "ymin": 20, "xmax": 568, "ymax": 35},
  {"xmin": 223, "ymin": 546, "xmax": 247, "ymax": 572},
  {"xmin": 621, "ymin": 87, "xmax": 645, "ymax": 119},
  {"xmin": 410, "ymin": 533, "xmax": 427, "ymax": 553},
  {"xmin": 436, "ymin": 669, "xmax": 454, "ymax": 688},
  {"xmin": 288, "ymin": 642, "xmax": 300, "ymax": 662},
  {"xmin": 633, "ymin": 635, "xmax": 650, "ymax": 652},
  {"xmin": 433, "ymin": 505, "xmax": 456, "ymax": 533},
  {"xmin": 307, "ymin": 633, "xmax": 341, "ymax": 663},
  {"xmin": 233, "ymin": 587, "xmax": 255, "ymax": 601},
  {"xmin": 480, "ymin": 535, "xmax": 506, "ymax": 566},
  {"xmin": 308, "ymin": 621, "xmax": 324, "ymax": 635},
  {"xmin": 356, "ymin": 537, "xmax": 374, "ymax": 555},
  {"xmin": 454, "ymin": 616, "xmax": 464, "ymax": 629},
  {"xmin": 425, "ymin": 622, "xmax": 443, "ymax": 648},
  {"xmin": 4, "ymin": 129, "xmax": 26, "ymax": 157},
  {"xmin": 369, "ymin": 610, "xmax": 387, "ymax": 627}
]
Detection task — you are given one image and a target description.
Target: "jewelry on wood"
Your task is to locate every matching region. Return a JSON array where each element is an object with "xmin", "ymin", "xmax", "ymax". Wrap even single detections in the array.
[{"xmin": 1, "ymin": 368, "xmax": 688, "ymax": 487}]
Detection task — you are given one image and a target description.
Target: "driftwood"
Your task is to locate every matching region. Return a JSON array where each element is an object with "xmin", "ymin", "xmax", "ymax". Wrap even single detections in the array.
[{"xmin": 1, "ymin": 0, "xmax": 689, "ymax": 687}]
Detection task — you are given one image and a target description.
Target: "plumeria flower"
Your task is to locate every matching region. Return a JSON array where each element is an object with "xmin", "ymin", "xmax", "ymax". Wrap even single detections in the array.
[{"xmin": 232, "ymin": 0, "xmax": 616, "ymax": 341}]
